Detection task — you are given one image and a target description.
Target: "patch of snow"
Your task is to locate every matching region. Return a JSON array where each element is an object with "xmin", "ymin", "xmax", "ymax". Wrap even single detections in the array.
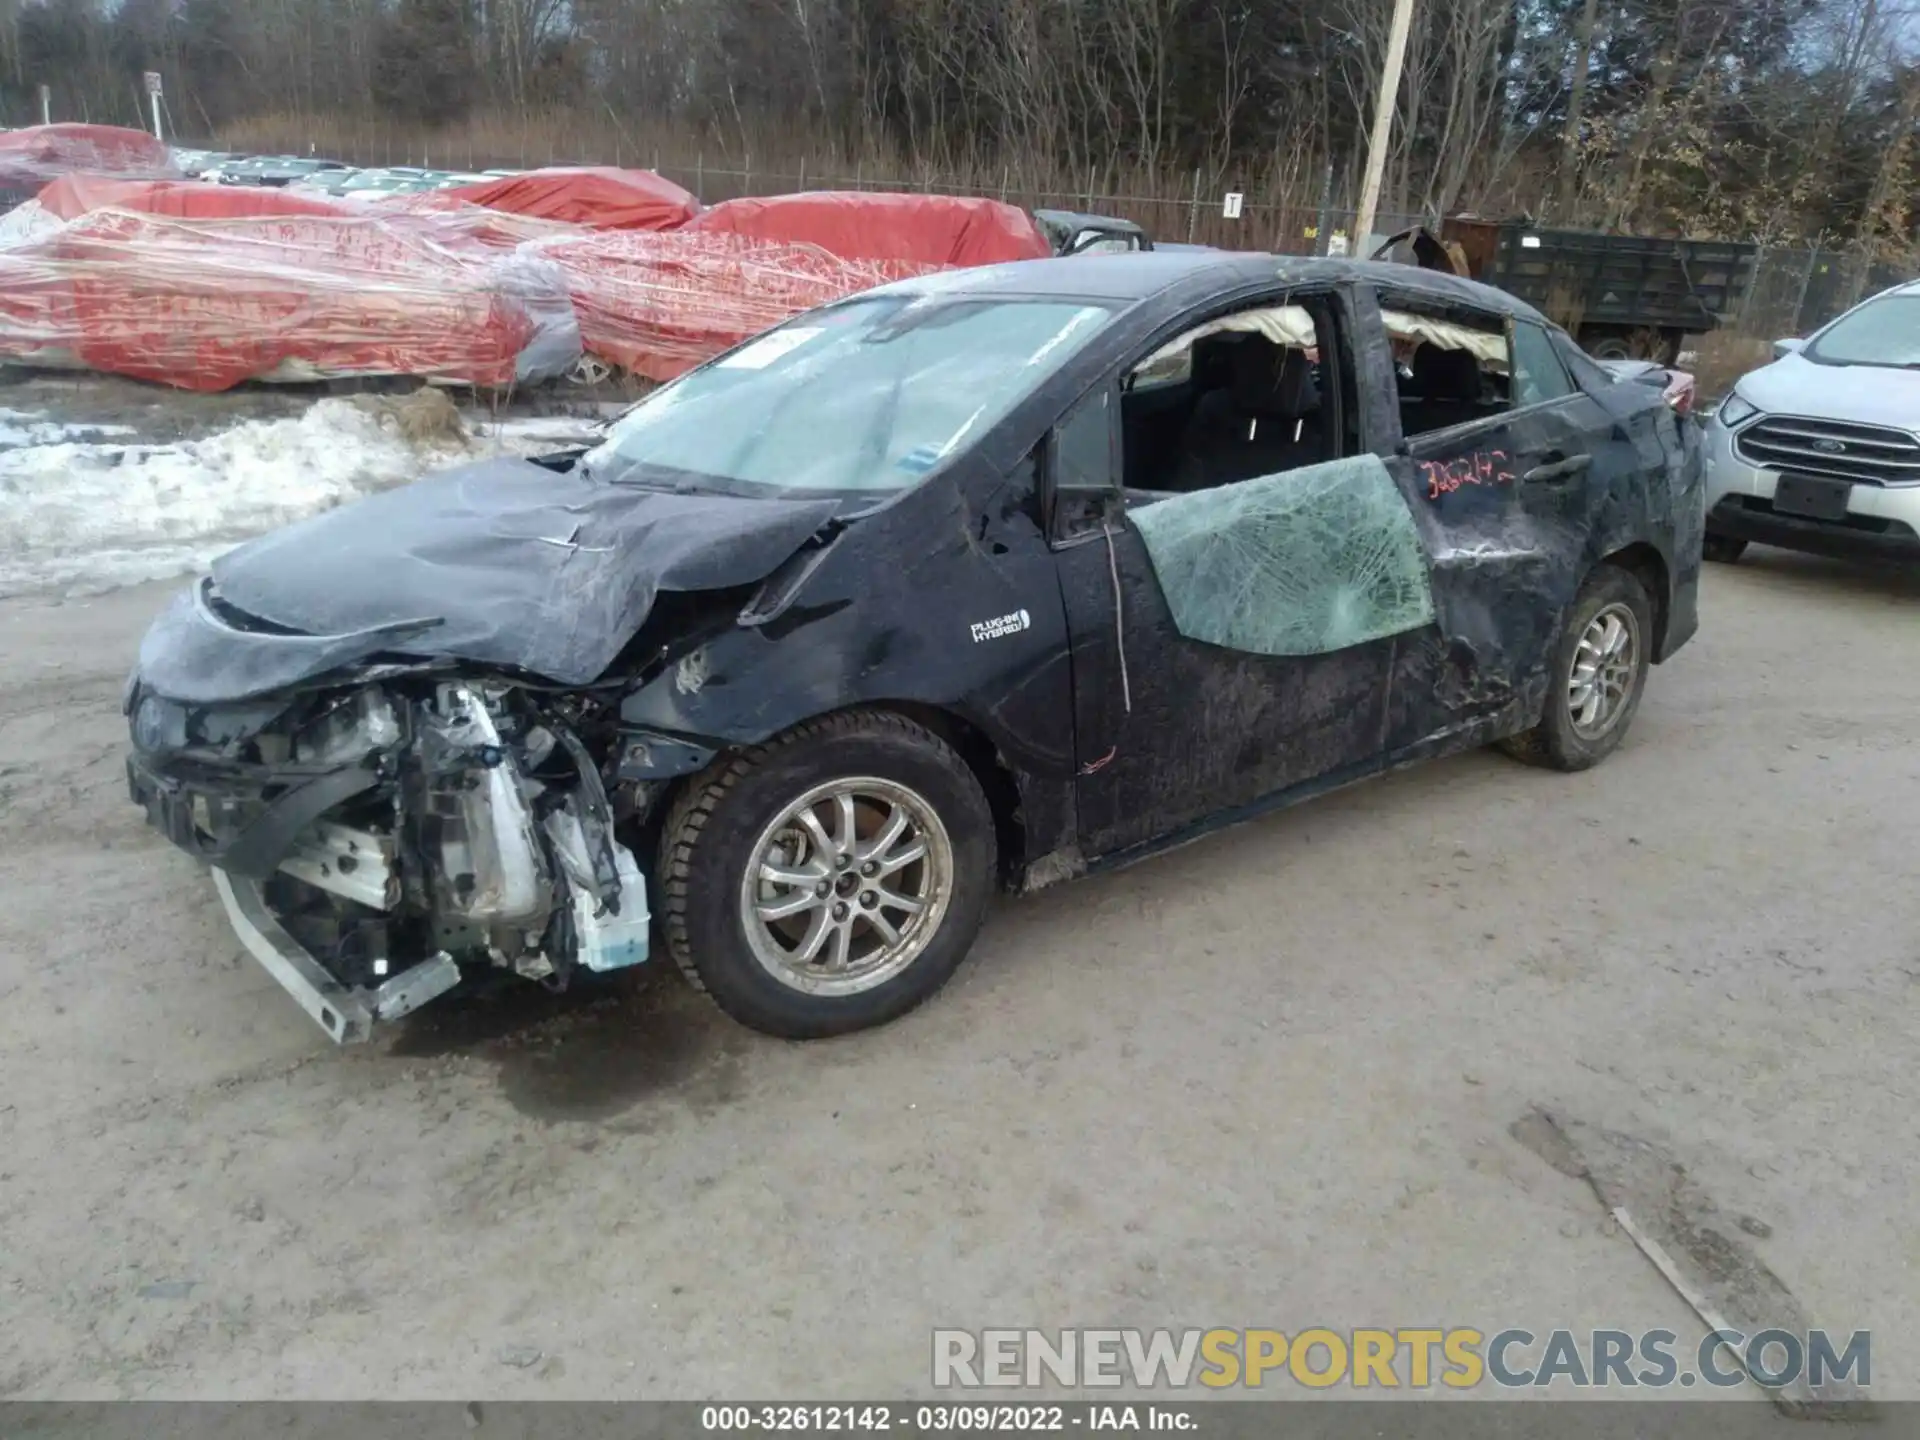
[
  {"xmin": 0, "ymin": 397, "xmax": 534, "ymax": 598},
  {"xmin": 0, "ymin": 408, "xmax": 135, "ymax": 451}
]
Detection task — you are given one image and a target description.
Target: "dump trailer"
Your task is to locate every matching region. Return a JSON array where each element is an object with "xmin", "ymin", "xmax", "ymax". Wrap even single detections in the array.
[{"xmin": 1376, "ymin": 218, "xmax": 1757, "ymax": 364}]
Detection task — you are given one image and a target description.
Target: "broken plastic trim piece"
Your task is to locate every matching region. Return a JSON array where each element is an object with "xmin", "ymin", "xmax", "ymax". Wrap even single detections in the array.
[
  {"xmin": 738, "ymin": 528, "xmax": 843, "ymax": 628},
  {"xmin": 211, "ymin": 868, "xmax": 460, "ymax": 1044}
]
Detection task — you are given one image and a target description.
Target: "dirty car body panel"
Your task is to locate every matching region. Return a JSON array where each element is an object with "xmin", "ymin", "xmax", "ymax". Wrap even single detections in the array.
[{"xmin": 126, "ymin": 252, "xmax": 1700, "ymax": 1042}]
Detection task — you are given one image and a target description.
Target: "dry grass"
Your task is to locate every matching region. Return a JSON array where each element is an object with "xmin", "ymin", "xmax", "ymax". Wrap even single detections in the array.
[
  {"xmin": 352, "ymin": 388, "xmax": 467, "ymax": 446},
  {"xmin": 1686, "ymin": 330, "xmax": 1778, "ymax": 400},
  {"xmin": 208, "ymin": 109, "xmax": 1343, "ymax": 250}
]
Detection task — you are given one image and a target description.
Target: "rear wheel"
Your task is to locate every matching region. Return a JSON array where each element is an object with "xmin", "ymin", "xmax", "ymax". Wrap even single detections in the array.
[
  {"xmin": 1500, "ymin": 566, "xmax": 1653, "ymax": 772},
  {"xmin": 1584, "ymin": 331, "xmax": 1636, "ymax": 362},
  {"xmin": 1702, "ymin": 533, "xmax": 1747, "ymax": 564},
  {"xmin": 660, "ymin": 711, "xmax": 996, "ymax": 1038},
  {"xmin": 1583, "ymin": 327, "xmax": 1679, "ymax": 364}
]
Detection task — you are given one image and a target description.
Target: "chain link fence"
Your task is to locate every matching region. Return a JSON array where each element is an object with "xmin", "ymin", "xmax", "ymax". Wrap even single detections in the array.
[
  {"xmin": 644, "ymin": 157, "xmax": 1419, "ymax": 257},
  {"xmin": 1729, "ymin": 246, "xmax": 1908, "ymax": 339},
  {"xmin": 579, "ymin": 156, "xmax": 1918, "ymax": 335}
]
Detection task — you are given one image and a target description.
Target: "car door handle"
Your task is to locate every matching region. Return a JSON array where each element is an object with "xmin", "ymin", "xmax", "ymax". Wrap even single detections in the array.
[{"xmin": 1524, "ymin": 453, "xmax": 1592, "ymax": 484}]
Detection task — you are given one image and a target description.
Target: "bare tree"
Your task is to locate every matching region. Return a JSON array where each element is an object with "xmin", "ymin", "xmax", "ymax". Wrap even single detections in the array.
[
  {"xmin": 1555, "ymin": 0, "xmax": 1603, "ymax": 217},
  {"xmin": 0, "ymin": 0, "xmax": 1906, "ymax": 262},
  {"xmin": 1106, "ymin": 0, "xmax": 1179, "ymax": 171}
]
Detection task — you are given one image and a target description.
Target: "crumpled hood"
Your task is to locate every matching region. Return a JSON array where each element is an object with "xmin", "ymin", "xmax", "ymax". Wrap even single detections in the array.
[
  {"xmin": 1736, "ymin": 352, "xmax": 1920, "ymax": 431},
  {"xmin": 138, "ymin": 456, "xmax": 841, "ymax": 702}
]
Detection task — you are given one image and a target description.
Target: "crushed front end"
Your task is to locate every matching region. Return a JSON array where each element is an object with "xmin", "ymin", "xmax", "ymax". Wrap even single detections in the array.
[{"xmin": 126, "ymin": 654, "xmax": 651, "ymax": 1043}]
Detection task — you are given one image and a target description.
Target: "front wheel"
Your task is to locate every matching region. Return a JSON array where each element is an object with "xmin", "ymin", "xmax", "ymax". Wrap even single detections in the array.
[
  {"xmin": 659, "ymin": 711, "xmax": 996, "ymax": 1038},
  {"xmin": 1499, "ymin": 566, "xmax": 1653, "ymax": 772}
]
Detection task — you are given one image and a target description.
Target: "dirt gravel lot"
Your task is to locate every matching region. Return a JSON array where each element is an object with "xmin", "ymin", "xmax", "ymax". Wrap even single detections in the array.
[{"xmin": 0, "ymin": 548, "xmax": 1915, "ymax": 1402}]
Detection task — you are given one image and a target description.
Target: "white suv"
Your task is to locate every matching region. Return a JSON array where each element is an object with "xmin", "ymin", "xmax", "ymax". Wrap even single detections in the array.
[{"xmin": 1704, "ymin": 280, "xmax": 1920, "ymax": 563}]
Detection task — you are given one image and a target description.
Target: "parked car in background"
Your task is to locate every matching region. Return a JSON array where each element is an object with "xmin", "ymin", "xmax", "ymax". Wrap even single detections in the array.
[
  {"xmin": 296, "ymin": 167, "xmax": 439, "ymax": 198},
  {"xmin": 0, "ymin": 123, "xmax": 175, "ymax": 210},
  {"xmin": 220, "ymin": 156, "xmax": 348, "ymax": 188},
  {"xmin": 169, "ymin": 148, "xmax": 235, "ymax": 178},
  {"xmin": 291, "ymin": 166, "xmax": 362, "ymax": 196},
  {"xmin": 204, "ymin": 155, "xmax": 283, "ymax": 185},
  {"xmin": 1034, "ymin": 209, "xmax": 1153, "ymax": 256},
  {"xmin": 126, "ymin": 252, "xmax": 1701, "ymax": 1047},
  {"xmin": 1703, "ymin": 279, "xmax": 1920, "ymax": 563}
]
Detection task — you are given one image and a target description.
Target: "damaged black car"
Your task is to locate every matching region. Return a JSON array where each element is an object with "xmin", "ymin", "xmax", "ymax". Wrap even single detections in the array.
[{"xmin": 126, "ymin": 252, "xmax": 1703, "ymax": 1044}]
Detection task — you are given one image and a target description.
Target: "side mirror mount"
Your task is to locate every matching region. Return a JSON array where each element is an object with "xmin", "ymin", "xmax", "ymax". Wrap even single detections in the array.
[
  {"xmin": 1043, "ymin": 388, "xmax": 1124, "ymax": 539},
  {"xmin": 1772, "ymin": 337, "xmax": 1807, "ymax": 360}
]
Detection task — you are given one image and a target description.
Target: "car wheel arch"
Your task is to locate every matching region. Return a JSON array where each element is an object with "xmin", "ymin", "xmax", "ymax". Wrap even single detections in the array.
[
  {"xmin": 1597, "ymin": 542, "xmax": 1670, "ymax": 659},
  {"xmin": 879, "ymin": 701, "xmax": 1032, "ymax": 889},
  {"xmin": 643, "ymin": 701, "xmax": 1035, "ymax": 893}
]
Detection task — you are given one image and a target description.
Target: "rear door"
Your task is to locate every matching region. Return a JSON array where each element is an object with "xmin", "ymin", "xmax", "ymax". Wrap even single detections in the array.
[{"xmin": 1367, "ymin": 291, "xmax": 1623, "ymax": 752}]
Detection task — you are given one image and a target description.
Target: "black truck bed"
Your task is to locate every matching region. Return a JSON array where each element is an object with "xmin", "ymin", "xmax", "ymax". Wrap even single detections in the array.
[{"xmin": 1439, "ymin": 218, "xmax": 1758, "ymax": 360}]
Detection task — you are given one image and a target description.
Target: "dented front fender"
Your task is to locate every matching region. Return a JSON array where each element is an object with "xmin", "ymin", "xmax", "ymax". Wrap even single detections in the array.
[{"xmin": 617, "ymin": 468, "xmax": 1078, "ymax": 783}]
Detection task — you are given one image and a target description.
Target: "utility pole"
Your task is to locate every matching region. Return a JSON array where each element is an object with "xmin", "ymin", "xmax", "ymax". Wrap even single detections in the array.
[
  {"xmin": 143, "ymin": 71, "xmax": 164, "ymax": 142},
  {"xmin": 1354, "ymin": 0, "xmax": 1417, "ymax": 254}
]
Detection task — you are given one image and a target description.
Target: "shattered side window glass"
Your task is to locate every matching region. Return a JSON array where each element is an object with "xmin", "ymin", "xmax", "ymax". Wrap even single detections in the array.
[{"xmin": 1129, "ymin": 455, "xmax": 1436, "ymax": 657}]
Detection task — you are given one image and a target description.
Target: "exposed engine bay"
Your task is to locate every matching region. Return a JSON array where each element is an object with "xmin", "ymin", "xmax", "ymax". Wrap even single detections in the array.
[
  {"xmin": 117, "ymin": 453, "xmax": 861, "ymax": 1043},
  {"xmin": 126, "ymin": 672, "xmax": 652, "ymax": 1042}
]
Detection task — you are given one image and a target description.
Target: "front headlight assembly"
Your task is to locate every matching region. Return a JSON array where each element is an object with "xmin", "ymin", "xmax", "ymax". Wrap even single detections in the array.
[{"xmin": 1716, "ymin": 392, "xmax": 1759, "ymax": 428}]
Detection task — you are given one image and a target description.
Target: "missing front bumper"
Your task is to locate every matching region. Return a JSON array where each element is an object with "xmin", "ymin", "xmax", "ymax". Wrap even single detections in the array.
[{"xmin": 211, "ymin": 868, "xmax": 461, "ymax": 1044}]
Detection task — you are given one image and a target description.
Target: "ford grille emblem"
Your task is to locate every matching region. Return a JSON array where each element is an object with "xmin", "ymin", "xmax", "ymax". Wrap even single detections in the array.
[{"xmin": 1812, "ymin": 439, "xmax": 1847, "ymax": 454}]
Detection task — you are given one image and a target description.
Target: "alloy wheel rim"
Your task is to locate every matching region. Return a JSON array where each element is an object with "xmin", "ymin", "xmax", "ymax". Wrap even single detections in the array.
[
  {"xmin": 1568, "ymin": 602, "xmax": 1640, "ymax": 738},
  {"xmin": 739, "ymin": 777, "xmax": 954, "ymax": 997}
]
